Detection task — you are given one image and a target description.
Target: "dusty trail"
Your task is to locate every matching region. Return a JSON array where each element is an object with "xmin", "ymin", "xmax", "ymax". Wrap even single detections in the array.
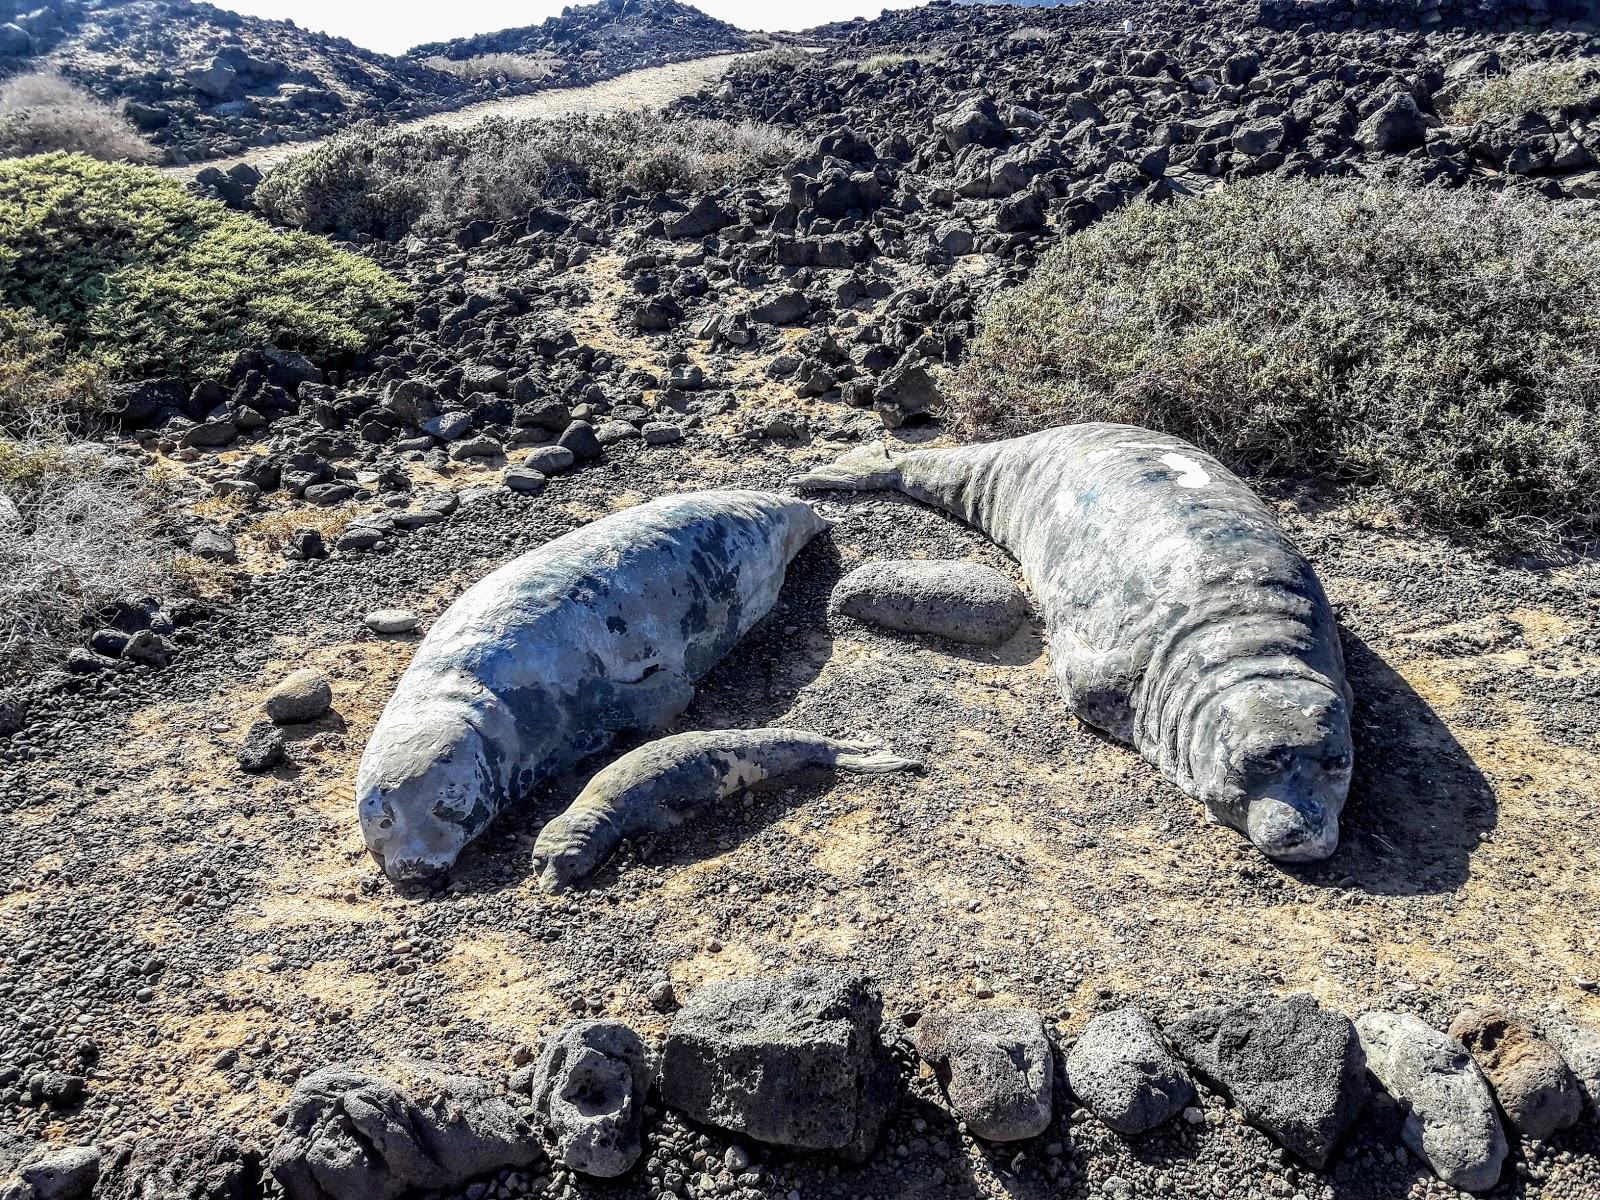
[{"xmin": 163, "ymin": 51, "xmax": 758, "ymax": 181}]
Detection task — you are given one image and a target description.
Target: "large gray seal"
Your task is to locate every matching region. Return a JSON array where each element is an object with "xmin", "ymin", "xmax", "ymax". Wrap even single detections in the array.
[
  {"xmin": 357, "ymin": 491, "xmax": 827, "ymax": 882},
  {"xmin": 531, "ymin": 727, "xmax": 922, "ymax": 891},
  {"xmin": 792, "ymin": 424, "xmax": 1353, "ymax": 862}
]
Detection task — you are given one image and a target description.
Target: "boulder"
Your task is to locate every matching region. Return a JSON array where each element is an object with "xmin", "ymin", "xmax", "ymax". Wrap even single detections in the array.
[
  {"xmin": 17, "ymin": 1146, "xmax": 99, "ymax": 1200},
  {"xmin": 364, "ymin": 609, "xmax": 420, "ymax": 635},
  {"xmin": 659, "ymin": 969, "xmax": 895, "ymax": 1159},
  {"xmin": 263, "ymin": 668, "xmax": 332, "ymax": 725},
  {"xmin": 666, "ymin": 195, "xmax": 735, "ymax": 239},
  {"xmin": 936, "ymin": 97, "xmax": 1007, "ymax": 153},
  {"xmin": 830, "ymin": 560, "xmax": 1028, "ymax": 646},
  {"xmin": 558, "ymin": 421, "xmax": 603, "ymax": 462},
  {"xmin": 1356, "ymin": 93, "xmax": 1428, "ymax": 153},
  {"xmin": 750, "ymin": 289, "xmax": 811, "ymax": 326},
  {"xmin": 236, "ymin": 721, "xmax": 286, "ymax": 774},
  {"xmin": 529, "ymin": 1020, "xmax": 649, "ymax": 1178},
  {"xmin": 1449, "ymin": 1007, "xmax": 1582, "ymax": 1140},
  {"xmin": 909, "ymin": 1008, "xmax": 1053, "ymax": 1142},
  {"xmin": 503, "ymin": 467, "xmax": 549, "ymax": 494},
  {"xmin": 873, "ymin": 360, "xmax": 943, "ymax": 429},
  {"xmin": 521, "ymin": 446, "xmax": 575, "ymax": 475},
  {"xmin": 189, "ymin": 529, "xmax": 237, "ymax": 563},
  {"xmin": 1355, "ymin": 1012, "xmax": 1505, "ymax": 1193},
  {"xmin": 1540, "ymin": 1007, "xmax": 1600, "ymax": 1114},
  {"xmin": 184, "ymin": 57, "xmax": 241, "ymax": 101},
  {"xmin": 0, "ymin": 22, "xmax": 33, "ymax": 55},
  {"xmin": 1166, "ymin": 994, "xmax": 1367, "ymax": 1168},
  {"xmin": 268, "ymin": 1065, "xmax": 537, "ymax": 1200},
  {"xmin": 1065, "ymin": 1007, "xmax": 1194, "ymax": 1135}
]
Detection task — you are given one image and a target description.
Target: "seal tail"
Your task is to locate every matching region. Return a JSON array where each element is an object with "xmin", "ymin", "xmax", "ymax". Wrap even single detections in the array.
[
  {"xmin": 828, "ymin": 739, "xmax": 925, "ymax": 775},
  {"xmin": 790, "ymin": 442, "xmax": 902, "ymax": 492}
]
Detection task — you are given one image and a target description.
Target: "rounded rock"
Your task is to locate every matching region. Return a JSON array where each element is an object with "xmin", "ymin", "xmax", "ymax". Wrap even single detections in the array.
[
  {"xmin": 365, "ymin": 609, "xmax": 421, "ymax": 635},
  {"xmin": 263, "ymin": 668, "xmax": 332, "ymax": 725},
  {"xmin": 830, "ymin": 559, "xmax": 1029, "ymax": 646}
]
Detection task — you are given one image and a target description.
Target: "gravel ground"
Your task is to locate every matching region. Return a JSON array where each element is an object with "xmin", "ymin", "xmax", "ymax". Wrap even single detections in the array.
[{"xmin": 3, "ymin": 418, "xmax": 1598, "ymax": 1196}]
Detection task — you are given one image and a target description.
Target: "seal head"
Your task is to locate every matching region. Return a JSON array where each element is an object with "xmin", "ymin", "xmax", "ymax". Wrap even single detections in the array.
[
  {"xmin": 530, "ymin": 807, "xmax": 618, "ymax": 893},
  {"xmin": 357, "ymin": 704, "xmax": 498, "ymax": 883},
  {"xmin": 1201, "ymin": 677, "xmax": 1352, "ymax": 862}
]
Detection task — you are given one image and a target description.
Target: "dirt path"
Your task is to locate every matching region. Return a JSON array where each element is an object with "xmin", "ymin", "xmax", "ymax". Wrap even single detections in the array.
[{"xmin": 163, "ymin": 51, "xmax": 758, "ymax": 181}]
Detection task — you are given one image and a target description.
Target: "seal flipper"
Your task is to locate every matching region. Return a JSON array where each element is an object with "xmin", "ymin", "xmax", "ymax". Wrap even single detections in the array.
[
  {"xmin": 828, "ymin": 741, "xmax": 925, "ymax": 774},
  {"xmin": 1048, "ymin": 625, "xmax": 1140, "ymax": 743},
  {"xmin": 790, "ymin": 443, "xmax": 903, "ymax": 492}
]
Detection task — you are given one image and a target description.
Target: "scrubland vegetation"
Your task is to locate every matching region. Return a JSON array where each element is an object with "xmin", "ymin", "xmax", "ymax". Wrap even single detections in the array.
[
  {"xmin": 1446, "ymin": 58, "xmax": 1600, "ymax": 122},
  {"xmin": 953, "ymin": 178, "xmax": 1600, "ymax": 544},
  {"xmin": 0, "ymin": 153, "xmax": 407, "ymax": 380},
  {"xmin": 255, "ymin": 109, "xmax": 804, "ymax": 239},
  {"xmin": 421, "ymin": 52, "xmax": 559, "ymax": 83},
  {"xmin": 0, "ymin": 71, "xmax": 158, "ymax": 163}
]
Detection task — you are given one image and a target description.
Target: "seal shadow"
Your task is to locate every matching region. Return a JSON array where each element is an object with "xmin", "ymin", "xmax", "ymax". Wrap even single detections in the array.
[
  {"xmin": 447, "ymin": 529, "xmax": 848, "ymax": 894},
  {"xmin": 1285, "ymin": 628, "xmax": 1497, "ymax": 897}
]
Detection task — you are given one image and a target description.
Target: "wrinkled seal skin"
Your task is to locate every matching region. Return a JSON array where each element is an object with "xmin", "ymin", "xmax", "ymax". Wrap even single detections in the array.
[
  {"xmin": 358, "ymin": 491, "xmax": 827, "ymax": 883},
  {"xmin": 793, "ymin": 424, "xmax": 1352, "ymax": 862},
  {"xmin": 532, "ymin": 727, "xmax": 921, "ymax": 891}
]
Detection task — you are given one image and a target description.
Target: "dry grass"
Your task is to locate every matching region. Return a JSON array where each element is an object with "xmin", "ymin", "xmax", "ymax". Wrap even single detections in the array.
[
  {"xmin": 422, "ymin": 52, "xmax": 559, "ymax": 84},
  {"xmin": 0, "ymin": 71, "xmax": 159, "ymax": 164},
  {"xmin": 0, "ymin": 439, "xmax": 171, "ymax": 676},
  {"xmin": 842, "ymin": 51, "xmax": 947, "ymax": 75},
  {"xmin": 257, "ymin": 110, "xmax": 805, "ymax": 239},
  {"xmin": 951, "ymin": 177, "xmax": 1600, "ymax": 547},
  {"xmin": 1446, "ymin": 59, "xmax": 1600, "ymax": 123}
]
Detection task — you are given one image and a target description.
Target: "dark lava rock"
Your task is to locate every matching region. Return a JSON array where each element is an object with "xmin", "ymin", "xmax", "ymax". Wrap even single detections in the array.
[
  {"xmin": 909, "ymin": 1008, "xmax": 1053, "ymax": 1142},
  {"xmin": 659, "ymin": 968, "xmax": 896, "ymax": 1160},
  {"xmin": 236, "ymin": 721, "xmax": 286, "ymax": 773},
  {"xmin": 1065, "ymin": 1007, "xmax": 1195, "ymax": 1136},
  {"xmin": 1166, "ymin": 994, "xmax": 1367, "ymax": 1168},
  {"xmin": 529, "ymin": 1020, "xmax": 649, "ymax": 1178},
  {"xmin": 267, "ymin": 1065, "xmax": 537, "ymax": 1200}
]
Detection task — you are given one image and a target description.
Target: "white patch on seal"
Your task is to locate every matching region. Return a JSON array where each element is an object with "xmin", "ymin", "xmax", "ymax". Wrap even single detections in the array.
[{"xmin": 1158, "ymin": 452, "xmax": 1211, "ymax": 488}]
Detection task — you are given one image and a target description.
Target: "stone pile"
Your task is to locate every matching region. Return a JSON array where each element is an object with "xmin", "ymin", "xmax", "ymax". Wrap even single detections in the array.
[{"xmin": 12, "ymin": 967, "xmax": 1594, "ymax": 1200}]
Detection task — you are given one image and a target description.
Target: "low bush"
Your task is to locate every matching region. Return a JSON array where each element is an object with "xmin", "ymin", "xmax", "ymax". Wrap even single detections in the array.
[
  {"xmin": 1446, "ymin": 59, "xmax": 1600, "ymax": 123},
  {"xmin": 0, "ymin": 153, "xmax": 407, "ymax": 380},
  {"xmin": 951, "ymin": 177, "xmax": 1600, "ymax": 545},
  {"xmin": 0, "ymin": 71, "xmax": 158, "ymax": 164},
  {"xmin": 256, "ymin": 110, "xmax": 805, "ymax": 239},
  {"xmin": 0, "ymin": 308, "xmax": 104, "ymax": 436},
  {"xmin": 0, "ymin": 438, "xmax": 171, "ymax": 678},
  {"xmin": 422, "ymin": 52, "xmax": 559, "ymax": 83}
]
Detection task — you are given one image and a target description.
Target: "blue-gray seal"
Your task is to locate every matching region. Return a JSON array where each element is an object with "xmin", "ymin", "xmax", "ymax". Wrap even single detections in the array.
[
  {"xmin": 357, "ymin": 491, "xmax": 827, "ymax": 882},
  {"xmin": 793, "ymin": 424, "xmax": 1352, "ymax": 862}
]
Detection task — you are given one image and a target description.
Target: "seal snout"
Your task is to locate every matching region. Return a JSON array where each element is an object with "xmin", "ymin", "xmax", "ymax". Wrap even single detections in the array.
[{"xmin": 1246, "ymin": 793, "xmax": 1338, "ymax": 862}]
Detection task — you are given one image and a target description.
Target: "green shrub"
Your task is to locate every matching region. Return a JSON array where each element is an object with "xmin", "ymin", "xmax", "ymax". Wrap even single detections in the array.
[
  {"xmin": 0, "ymin": 72, "xmax": 159, "ymax": 164},
  {"xmin": 257, "ymin": 110, "xmax": 805, "ymax": 239},
  {"xmin": 1447, "ymin": 59, "xmax": 1600, "ymax": 123},
  {"xmin": 0, "ymin": 153, "xmax": 407, "ymax": 379},
  {"xmin": 951, "ymin": 178, "xmax": 1600, "ymax": 545},
  {"xmin": 0, "ymin": 308, "xmax": 105, "ymax": 435}
]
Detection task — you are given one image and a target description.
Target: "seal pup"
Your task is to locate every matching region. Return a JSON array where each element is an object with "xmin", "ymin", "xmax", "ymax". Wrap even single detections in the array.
[
  {"xmin": 357, "ymin": 491, "xmax": 827, "ymax": 883},
  {"xmin": 792, "ymin": 424, "xmax": 1352, "ymax": 862},
  {"xmin": 531, "ymin": 728, "xmax": 922, "ymax": 891}
]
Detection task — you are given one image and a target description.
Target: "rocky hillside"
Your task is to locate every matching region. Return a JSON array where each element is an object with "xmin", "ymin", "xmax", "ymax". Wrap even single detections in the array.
[
  {"xmin": 410, "ymin": 0, "xmax": 755, "ymax": 81},
  {"xmin": 0, "ymin": 0, "xmax": 755, "ymax": 163},
  {"xmin": 0, "ymin": 0, "xmax": 480, "ymax": 161}
]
